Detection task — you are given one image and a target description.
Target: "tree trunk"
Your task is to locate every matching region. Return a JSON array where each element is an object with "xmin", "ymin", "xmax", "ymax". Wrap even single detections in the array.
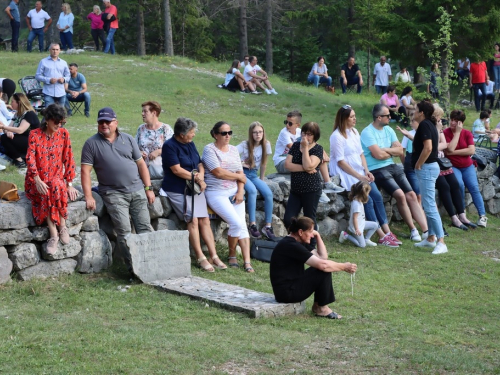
[
  {"xmin": 441, "ymin": 54, "xmax": 450, "ymax": 115},
  {"xmin": 163, "ymin": 0, "xmax": 174, "ymax": 56},
  {"xmin": 137, "ymin": 0, "xmax": 146, "ymax": 56},
  {"xmin": 367, "ymin": 46, "xmax": 371, "ymax": 91},
  {"xmin": 44, "ymin": 0, "xmax": 63, "ymax": 50},
  {"xmin": 265, "ymin": 0, "xmax": 273, "ymax": 74},
  {"xmin": 239, "ymin": 0, "xmax": 248, "ymax": 60},
  {"xmin": 348, "ymin": 0, "xmax": 355, "ymax": 58}
]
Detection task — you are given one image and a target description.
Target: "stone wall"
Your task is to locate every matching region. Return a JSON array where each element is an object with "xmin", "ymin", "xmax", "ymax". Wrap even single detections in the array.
[{"xmin": 1, "ymin": 162, "xmax": 499, "ymax": 284}]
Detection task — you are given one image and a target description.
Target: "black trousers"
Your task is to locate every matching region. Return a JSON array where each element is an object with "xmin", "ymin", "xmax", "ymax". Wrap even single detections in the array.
[
  {"xmin": 274, "ymin": 268, "xmax": 335, "ymax": 307},
  {"xmin": 436, "ymin": 173, "xmax": 464, "ymax": 217},
  {"xmin": 284, "ymin": 189, "xmax": 321, "ymax": 248},
  {"xmin": 91, "ymin": 29, "xmax": 106, "ymax": 51},
  {"xmin": 0, "ymin": 132, "xmax": 28, "ymax": 160}
]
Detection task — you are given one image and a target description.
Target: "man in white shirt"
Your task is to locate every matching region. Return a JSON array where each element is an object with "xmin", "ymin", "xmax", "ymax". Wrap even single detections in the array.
[
  {"xmin": 26, "ymin": 1, "xmax": 52, "ymax": 53},
  {"xmin": 243, "ymin": 56, "xmax": 278, "ymax": 95},
  {"xmin": 478, "ymin": 80, "xmax": 495, "ymax": 109},
  {"xmin": 373, "ymin": 56, "xmax": 392, "ymax": 94}
]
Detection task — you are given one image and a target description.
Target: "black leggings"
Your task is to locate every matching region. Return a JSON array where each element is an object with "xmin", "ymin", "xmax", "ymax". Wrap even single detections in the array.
[
  {"xmin": 273, "ymin": 267, "xmax": 335, "ymax": 307},
  {"xmin": 284, "ymin": 189, "xmax": 321, "ymax": 248},
  {"xmin": 91, "ymin": 29, "xmax": 106, "ymax": 51},
  {"xmin": 0, "ymin": 132, "xmax": 28, "ymax": 160},
  {"xmin": 436, "ymin": 173, "xmax": 464, "ymax": 217}
]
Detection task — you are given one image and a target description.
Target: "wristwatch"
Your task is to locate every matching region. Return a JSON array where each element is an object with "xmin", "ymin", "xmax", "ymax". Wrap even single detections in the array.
[
  {"xmin": 67, "ymin": 182, "xmax": 73, "ymax": 187},
  {"xmin": 144, "ymin": 186, "xmax": 153, "ymax": 191}
]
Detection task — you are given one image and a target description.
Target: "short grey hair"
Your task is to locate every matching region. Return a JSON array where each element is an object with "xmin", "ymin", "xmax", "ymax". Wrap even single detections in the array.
[
  {"xmin": 174, "ymin": 117, "xmax": 197, "ymax": 136},
  {"xmin": 372, "ymin": 103, "xmax": 389, "ymax": 120}
]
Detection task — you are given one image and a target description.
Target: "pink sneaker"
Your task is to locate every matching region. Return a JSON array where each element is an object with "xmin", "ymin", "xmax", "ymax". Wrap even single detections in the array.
[
  {"xmin": 378, "ymin": 234, "xmax": 399, "ymax": 248},
  {"xmin": 59, "ymin": 226, "xmax": 70, "ymax": 245},
  {"xmin": 387, "ymin": 232, "xmax": 402, "ymax": 245}
]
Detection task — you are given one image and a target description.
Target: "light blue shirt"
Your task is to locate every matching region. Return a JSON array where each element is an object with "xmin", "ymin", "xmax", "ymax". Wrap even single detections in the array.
[
  {"xmin": 68, "ymin": 72, "xmax": 87, "ymax": 91},
  {"xmin": 8, "ymin": 1, "xmax": 20, "ymax": 22},
  {"xmin": 57, "ymin": 12, "xmax": 74, "ymax": 34},
  {"xmin": 361, "ymin": 123, "xmax": 398, "ymax": 171},
  {"xmin": 35, "ymin": 56, "xmax": 70, "ymax": 98}
]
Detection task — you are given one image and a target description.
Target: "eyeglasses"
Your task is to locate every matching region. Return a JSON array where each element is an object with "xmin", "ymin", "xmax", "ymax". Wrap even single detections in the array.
[
  {"xmin": 379, "ymin": 114, "xmax": 391, "ymax": 118},
  {"xmin": 217, "ymin": 130, "xmax": 233, "ymax": 136},
  {"xmin": 342, "ymin": 105, "xmax": 352, "ymax": 110},
  {"xmin": 253, "ymin": 131, "xmax": 263, "ymax": 134},
  {"xmin": 244, "ymin": 58, "xmax": 249, "ymax": 61},
  {"xmin": 54, "ymin": 119, "xmax": 67, "ymax": 126},
  {"xmin": 303, "ymin": 132, "xmax": 314, "ymax": 137},
  {"xmin": 284, "ymin": 120, "xmax": 294, "ymax": 126}
]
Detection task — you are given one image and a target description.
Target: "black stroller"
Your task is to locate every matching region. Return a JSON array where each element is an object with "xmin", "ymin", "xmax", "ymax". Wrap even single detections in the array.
[{"xmin": 18, "ymin": 76, "xmax": 45, "ymax": 114}]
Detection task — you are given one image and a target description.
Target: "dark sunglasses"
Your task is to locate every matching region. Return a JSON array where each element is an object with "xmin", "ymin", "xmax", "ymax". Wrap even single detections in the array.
[
  {"xmin": 54, "ymin": 119, "xmax": 67, "ymax": 126},
  {"xmin": 217, "ymin": 130, "xmax": 233, "ymax": 136},
  {"xmin": 379, "ymin": 114, "xmax": 391, "ymax": 118},
  {"xmin": 284, "ymin": 120, "xmax": 294, "ymax": 126}
]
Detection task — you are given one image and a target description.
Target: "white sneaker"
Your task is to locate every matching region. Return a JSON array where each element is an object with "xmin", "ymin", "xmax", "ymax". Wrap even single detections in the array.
[
  {"xmin": 265, "ymin": 89, "xmax": 271, "ymax": 95},
  {"xmin": 324, "ymin": 181, "xmax": 345, "ymax": 193},
  {"xmin": 319, "ymin": 191, "xmax": 330, "ymax": 203},
  {"xmin": 422, "ymin": 231, "xmax": 429, "ymax": 240},
  {"xmin": 251, "ymin": 90, "xmax": 261, "ymax": 95},
  {"xmin": 0, "ymin": 164, "xmax": 6, "ymax": 171},
  {"xmin": 339, "ymin": 231, "xmax": 347, "ymax": 244},
  {"xmin": 477, "ymin": 215, "xmax": 488, "ymax": 228},
  {"xmin": 365, "ymin": 239, "xmax": 377, "ymax": 247},
  {"xmin": 432, "ymin": 242, "xmax": 448, "ymax": 254},
  {"xmin": 270, "ymin": 88, "xmax": 278, "ymax": 95},
  {"xmin": 410, "ymin": 232, "xmax": 422, "ymax": 242},
  {"xmin": 414, "ymin": 239, "xmax": 437, "ymax": 248}
]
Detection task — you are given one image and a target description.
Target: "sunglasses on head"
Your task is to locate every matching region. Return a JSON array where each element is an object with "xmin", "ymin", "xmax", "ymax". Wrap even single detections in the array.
[
  {"xmin": 284, "ymin": 120, "xmax": 294, "ymax": 126},
  {"xmin": 342, "ymin": 105, "xmax": 352, "ymax": 110},
  {"xmin": 217, "ymin": 130, "xmax": 233, "ymax": 136}
]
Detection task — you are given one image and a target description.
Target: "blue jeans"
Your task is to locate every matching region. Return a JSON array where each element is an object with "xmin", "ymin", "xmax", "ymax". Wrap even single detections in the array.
[
  {"xmin": 10, "ymin": 20, "xmax": 20, "ymax": 52},
  {"xmin": 340, "ymin": 76, "xmax": 363, "ymax": 94},
  {"xmin": 243, "ymin": 168, "xmax": 273, "ymax": 223},
  {"xmin": 104, "ymin": 28, "xmax": 117, "ymax": 54},
  {"xmin": 494, "ymin": 66, "xmax": 500, "ymax": 92},
  {"xmin": 307, "ymin": 75, "xmax": 332, "ymax": 88},
  {"xmin": 44, "ymin": 95, "xmax": 66, "ymax": 108},
  {"xmin": 66, "ymin": 92, "xmax": 91, "ymax": 114},
  {"xmin": 416, "ymin": 162, "xmax": 443, "ymax": 239},
  {"xmin": 375, "ymin": 85, "xmax": 388, "ymax": 94},
  {"xmin": 60, "ymin": 31, "xmax": 74, "ymax": 50},
  {"xmin": 404, "ymin": 168, "xmax": 421, "ymax": 196},
  {"xmin": 364, "ymin": 182, "xmax": 388, "ymax": 226},
  {"xmin": 27, "ymin": 28, "xmax": 44, "ymax": 52},
  {"xmin": 452, "ymin": 164, "xmax": 486, "ymax": 216},
  {"xmin": 472, "ymin": 82, "xmax": 487, "ymax": 111}
]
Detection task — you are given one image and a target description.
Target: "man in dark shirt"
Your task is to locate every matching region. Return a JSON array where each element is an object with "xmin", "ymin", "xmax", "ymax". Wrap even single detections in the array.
[{"xmin": 340, "ymin": 57, "xmax": 363, "ymax": 94}]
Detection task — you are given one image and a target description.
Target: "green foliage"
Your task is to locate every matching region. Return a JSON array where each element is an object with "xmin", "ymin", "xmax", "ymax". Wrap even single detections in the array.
[{"xmin": 391, "ymin": 80, "xmax": 429, "ymax": 102}]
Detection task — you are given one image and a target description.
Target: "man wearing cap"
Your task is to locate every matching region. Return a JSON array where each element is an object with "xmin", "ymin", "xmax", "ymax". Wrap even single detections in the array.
[
  {"xmin": 26, "ymin": 1, "xmax": 52, "ymax": 53},
  {"xmin": 35, "ymin": 43, "xmax": 70, "ymax": 107},
  {"xmin": 81, "ymin": 107, "xmax": 154, "ymax": 268},
  {"xmin": 4, "ymin": 0, "xmax": 20, "ymax": 52},
  {"xmin": 102, "ymin": 0, "xmax": 119, "ymax": 55}
]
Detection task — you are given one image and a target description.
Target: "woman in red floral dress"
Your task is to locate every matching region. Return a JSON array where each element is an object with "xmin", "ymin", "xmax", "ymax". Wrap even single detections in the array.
[{"xmin": 25, "ymin": 104, "xmax": 78, "ymax": 255}]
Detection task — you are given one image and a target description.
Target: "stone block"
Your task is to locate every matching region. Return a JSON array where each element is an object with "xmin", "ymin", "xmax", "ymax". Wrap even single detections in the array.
[
  {"xmin": 266, "ymin": 180, "xmax": 284, "ymax": 202},
  {"xmin": 91, "ymin": 191, "xmax": 106, "ymax": 217},
  {"xmin": 30, "ymin": 227, "xmax": 49, "ymax": 242},
  {"xmin": 17, "ymin": 259, "xmax": 77, "ymax": 281},
  {"xmin": 7, "ymin": 243, "xmax": 40, "ymax": 271},
  {"xmin": 151, "ymin": 179, "xmax": 163, "ymax": 195},
  {"xmin": 98, "ymin": 214, "xmax": 117, "ymax": 241},
  {"xmin": 487, "ymin": 198, "xmax": 500, "ymax": 214},
  {"xmin": 477, "ymin": 162, "xmax": 496, "ymax": 179},
  {"xmin": 68, "ymin": 223, "xmax": 83, "ymax": 236},
  {"xmin": 147, "ymin": 197, "xmax": 164, "ymax": 219},
  {"xmin": 77, "ymin": 230, "xmax": 112, "ymax": 273},
  {"xmin": 0, "ymin": 246, "xmax": 13, "ymax": 284},
  {"xmin": 152, "ymin": 218, "xmax": 179, "ymax": 231},
  {"xmin": 0, "ymin": 195, "xmax": 36, "ymax": 229},
  {"xmin": 0, "ymin": 228, "xmax": 33, "ymax": 246},
  {"xmin": 41, "ymin": 237, "xmax": 82, "ymax": 260},
  {"xmin": 81, "ymin": 216, "xmax": 99, "ymax": 232},
  {"xmin": 482, "ymin": 181, "xmax": 496, "ymax": 201},
  {"xmin": 317, "ymin": 217, "xmax": 339, "ymax": 237},
  {"xmin": 66, "ymin": 201, "xmax": 93, "ymax": 227},
  {"xmin": 210, "ymin": 219, "xmax": 228, "ymax": 244},
  {"xmin": 125, "ymin": 230, "xmax": 191, "ymax": 283},
  {"xmin": 159, "ymin": 196, "xmax": 173, "ymax": 218},
  {"xmin": 330, "ymin": 195, "xmax": 346, "ymax": 214},
  {"xmin": 277, "ymin": 180, "xmax": 290, "ymax": 197}
]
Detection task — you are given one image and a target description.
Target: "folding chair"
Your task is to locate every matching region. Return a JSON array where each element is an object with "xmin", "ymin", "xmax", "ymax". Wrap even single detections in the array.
[{"xmin": 68, "ymin": 100, "xmax": 84, "ymax": 116}]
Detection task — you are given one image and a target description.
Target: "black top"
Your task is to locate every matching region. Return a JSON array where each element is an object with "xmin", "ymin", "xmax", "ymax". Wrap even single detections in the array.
[
  {"xmin": 270, "ymin": 236, "xmax": 313, "ymax": 290},
  {"xmin": 16, "ymin": 111, "xmax": 40, "ymax": 136},
  {"xmin": 289, "ymin": 142, "xmax": 323, "ymax": 193},
  {"xmin": 412, "ymin": 119, "xmax": 438, "ymax": 168},
  {"xmin": 341, "ymin": 63, "xmax": 360, "ymax": 80}
]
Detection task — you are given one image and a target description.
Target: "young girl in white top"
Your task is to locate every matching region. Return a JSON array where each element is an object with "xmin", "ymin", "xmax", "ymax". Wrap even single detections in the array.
[
  {"xmin": 339, "ymin": 181, "xmax": 379, "ymax": 248},
  {"xmin": 237, "ymin": 121, "xmax": 275, "ymax": 240}
]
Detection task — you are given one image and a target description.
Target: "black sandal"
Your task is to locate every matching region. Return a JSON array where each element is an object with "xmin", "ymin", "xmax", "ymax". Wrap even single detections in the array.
[{"xmin": 451, "ymin": 223, "xmax": 468, "ymax": 231}]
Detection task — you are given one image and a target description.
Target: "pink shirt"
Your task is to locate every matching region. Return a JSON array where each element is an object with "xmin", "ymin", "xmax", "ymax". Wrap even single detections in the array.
[
  {"xmin": 380, "ymin": 93, "xmax": 399, "ymax": 107},
  {"xmin": 87, "ymin": 13, "xmax": 103, "ymax": 29}
]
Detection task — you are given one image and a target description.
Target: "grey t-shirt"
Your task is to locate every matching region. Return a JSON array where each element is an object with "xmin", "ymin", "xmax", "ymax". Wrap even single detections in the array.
[{"xmin": 81, "ymin": 131, "xmax": 144, "ymax": 194}]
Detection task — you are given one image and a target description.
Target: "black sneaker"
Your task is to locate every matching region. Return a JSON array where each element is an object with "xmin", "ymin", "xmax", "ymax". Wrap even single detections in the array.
[
  {"xmin": 261, "ymin": 226, "xmax": 276, "ymax": 240},
  {"xmin": 13, "ymin": 159, "xmax": 27, "ymax": 168},
  {"xmin": 249, "ymin": 224, "xmax": 261, "ymax": 238}
]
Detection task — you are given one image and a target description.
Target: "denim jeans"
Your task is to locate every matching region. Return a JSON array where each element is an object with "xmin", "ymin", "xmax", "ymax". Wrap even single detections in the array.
[
  {"xmin": 452, "ymin": 164, "xmax": 486, "ymax": 216},
  {"xmin": 307, "ymin": 75, "xmax": 332, "ymax": 88},
  {"xmin": 494, "ymin": 66, "xmax": 500, "ymax": 92},
  {"xmin": 404, "ymin": 168, "xmax": 421, "ymax": 196},
  {"xmin": 416, "ymin": 162, "xmax": 443, "ymax": 239},
  {"xmin": 472, "ymin": 82, "xmax": 487, "ymax": 111},
  {"xmin": 44, "ymin": 95, "xmax": 66, "ymax": 108},
  {"xmin": 27, "ymin": 28, "xmax": 44, "ymax": 52},
  {"xmin": 375, "ymin": 85, "xmax": 388, "ymax": 94},
  {"xmin": 10, "ymin": 20, "xmax": 20, "ymax": 52},
  {"xmin": 364, "ymin": 182, "xmax": 388, "ymax": 226},
  {"xmin": 60, "ymin": 31, "xmax": 74, "ymax": 50},
  {"xmin": 104, "ymin": 28, "xmax": 117, "ymax": 54},
  {"xmin": 340, "ymin": 76, "xmax": 362, "ymax": 94},
  {"xmin": 66, "ymin": 92, "xmax": 91, "ymax": 114},
  {"xmin": 243, "ymin": 168, "xmax": 273, "ymax": 223}
]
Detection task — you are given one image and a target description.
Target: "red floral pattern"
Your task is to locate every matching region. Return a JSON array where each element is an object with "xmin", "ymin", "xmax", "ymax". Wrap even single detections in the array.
[{"xmin": 25, "ymin": 128, "xmax": 76, "ymax": 226}]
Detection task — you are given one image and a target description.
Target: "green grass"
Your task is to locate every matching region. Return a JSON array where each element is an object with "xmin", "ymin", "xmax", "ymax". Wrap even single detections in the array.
[{"xmin": 1, "ymin": 52, "xmax": 500, "ymax": 374}]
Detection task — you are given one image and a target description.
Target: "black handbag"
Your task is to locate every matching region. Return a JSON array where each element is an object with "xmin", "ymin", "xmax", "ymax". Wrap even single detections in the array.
[
  {"xmin": 250, "ymin": 238, "xmax": 282, "ymax": 263},
  {"xmin": 436, "ymin": 157, "xmax": 452, "ymax": 170}
]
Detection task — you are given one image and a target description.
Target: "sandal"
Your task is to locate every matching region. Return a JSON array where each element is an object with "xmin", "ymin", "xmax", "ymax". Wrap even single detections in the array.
[
  {"xmin": 228, "ymin": 256, "xmax": 239, "ymax": 268},
  {"xmin": 212, "ymin": 255, "xmax": 227, "ymax": 270},
  {"xmin": 315, "ymin": 311, "xmax": 341, "ymax": 320},
  {"xmin": 197, "ymin": 256, "xmax": 215, "ymax": 272},
  {"xmin": 243, "ymin": 262, "xmax": 255, "ymax": 273}
]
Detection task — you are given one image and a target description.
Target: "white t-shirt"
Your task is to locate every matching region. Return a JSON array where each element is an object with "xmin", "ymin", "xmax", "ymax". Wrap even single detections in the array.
[
  {"xmin": 224, "ymin": 68, "xmax": 238, "ymax": 86},
  {"xmin": 329, "ymin": 128, "xmax": 365, "ymax": 191},
  {"xmin": 478, "ymin": 80, "xmax": 494, "ymax": 96},
  {"xmin": 349, "ymin": 199, "xmax": 366, "ymax": 233},
  {"xmin": 243, "ymin": 64, "xmax": 262, "ymax": 82},
  {"xmin": 273, "ymin": 127, "xmax": 301, "ymax": 166},
  {"xmin": 237, "ymin": 141, "xmax": 272, "ymax": 170},
  {"xmin": 27, "ymin": 8, "xmax": 51, "ymax": 29},
  {"xmin": 401, "ymin": 95, "xmax": 413, "ymax": 108},
  {"xmin": 374, "ymin": 62, "xmax": 392, "ymax": 86},
  {"xmin": 395, "ymin": 71, "xmax": 411, "ymax": 83}
]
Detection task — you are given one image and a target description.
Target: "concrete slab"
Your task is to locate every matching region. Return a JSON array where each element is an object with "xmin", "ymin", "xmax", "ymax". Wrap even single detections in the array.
[{"xmin": 150, "ymin": 276, "xmax": 305, "ymax": 318}]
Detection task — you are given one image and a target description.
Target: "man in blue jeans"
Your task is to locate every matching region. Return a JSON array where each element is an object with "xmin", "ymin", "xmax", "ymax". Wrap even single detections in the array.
[
  {"xmin": 35, "ymin": 43, "xmax": 70, "ymax": 107},
  {"xmin": 65, "ymin": 63, "xmax": 91, "ymax": 117},
  {"xmin": 4, "ymin": 0, "xmax": 20, "ymax": 52},
  {"xmin": 26, "ymin": 1, "xmax": 51, "ymax": 53},
  {"xmin": 103, "ymin": 0, "xmax": 119, "ymax": 55}
]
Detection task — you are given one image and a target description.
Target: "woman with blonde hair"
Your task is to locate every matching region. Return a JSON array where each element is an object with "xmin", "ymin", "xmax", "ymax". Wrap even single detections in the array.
[
  {"xmin": 237, "ymin": 121, "xmax": 275, "ymax": 239},
  {"xmin": 57, "ymin": 3, "xmax": 74, "ymax": 50},
  {"xmin": 87, "ymin": 5, "xmax": 106, "ymax": 51},
  {"xmin": 0, "ymin": 93, "xmax": 40, "ymax": 168}
]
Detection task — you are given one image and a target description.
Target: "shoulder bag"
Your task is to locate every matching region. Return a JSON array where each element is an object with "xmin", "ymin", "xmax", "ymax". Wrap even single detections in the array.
[{"xmin": 0, "ymin": 181, "xmax": 20, "ymax": 202}]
